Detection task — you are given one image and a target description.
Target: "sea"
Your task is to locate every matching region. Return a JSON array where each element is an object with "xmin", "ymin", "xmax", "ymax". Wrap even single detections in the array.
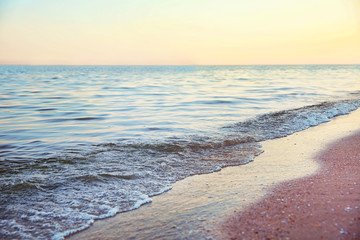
[{"xmin": 1, "ymin": 65, "xmax": 359, "ymax": 239}]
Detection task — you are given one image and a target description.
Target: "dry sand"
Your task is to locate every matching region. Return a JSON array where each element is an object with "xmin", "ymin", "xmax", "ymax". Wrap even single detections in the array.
[
  {"xmin": 68, "ymin": 109, "xmax": 360, "ymax": 240},
  {"xmin": 221, "ymin": 131, "xmax": 360, "ymax": 239}
]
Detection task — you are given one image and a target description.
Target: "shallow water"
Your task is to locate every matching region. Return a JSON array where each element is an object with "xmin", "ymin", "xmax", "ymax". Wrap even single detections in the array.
[{"xmin": 0, "ymin": 65, "xmax": 359, "ymax": 239}]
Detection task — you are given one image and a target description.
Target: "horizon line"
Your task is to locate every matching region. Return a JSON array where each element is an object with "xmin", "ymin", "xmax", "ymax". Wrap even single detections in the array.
[{"xmin": 1, "ymin": 63, "xmax": 359, "ymax": 67}]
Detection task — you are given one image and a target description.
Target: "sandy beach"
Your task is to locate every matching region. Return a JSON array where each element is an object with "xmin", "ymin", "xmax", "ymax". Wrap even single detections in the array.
[
  {"xmin": 68, "ymin": 109, "xmax": 360, "ymax": 240},
  {"xmin": 221, "ymin": 131, "xmax": 360, "ymax": 239}
]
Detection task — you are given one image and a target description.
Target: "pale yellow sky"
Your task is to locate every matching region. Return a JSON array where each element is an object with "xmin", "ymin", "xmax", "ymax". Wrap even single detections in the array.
[{"xmin": 0, "ymin": 0, "xmax": 359, "ymax": 65}]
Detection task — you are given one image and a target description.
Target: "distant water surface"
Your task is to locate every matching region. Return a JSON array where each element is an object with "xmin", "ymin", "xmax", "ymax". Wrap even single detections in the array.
[{"xmin": 0, "ymin": 65, "xmax": 359, "ymax": 239}]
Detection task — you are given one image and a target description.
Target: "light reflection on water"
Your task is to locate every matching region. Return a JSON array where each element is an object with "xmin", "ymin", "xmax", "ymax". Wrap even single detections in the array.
[
  {"xmin": 0, "ymin": 65, "xmax": 360, "ymax": 239},
  {"xmin": 1, "ymin": 65, "xmax": 360, "ymax": 160}
]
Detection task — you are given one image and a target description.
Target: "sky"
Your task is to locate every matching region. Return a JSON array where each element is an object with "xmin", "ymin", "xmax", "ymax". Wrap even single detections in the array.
[{"xmin": 0, "ymin": 0, "xmax": 359, "ymax": 65}]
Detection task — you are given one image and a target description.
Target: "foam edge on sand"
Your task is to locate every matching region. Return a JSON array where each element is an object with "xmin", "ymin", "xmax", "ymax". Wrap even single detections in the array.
[{"xmin": 68, "ymin": 108, "xmax": 360, "ymax": 240}]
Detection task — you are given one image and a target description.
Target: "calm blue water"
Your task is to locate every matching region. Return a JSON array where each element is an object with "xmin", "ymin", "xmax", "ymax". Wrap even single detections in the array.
[{"xmin": 1, "ymin": 65, "xmax": 360, "ymax": 239}]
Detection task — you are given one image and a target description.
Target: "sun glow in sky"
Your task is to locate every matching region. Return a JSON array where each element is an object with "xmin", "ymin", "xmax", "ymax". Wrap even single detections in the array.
[{"xmin": 0, "ymin": 0, "xmax": 359, "ymax": 65}]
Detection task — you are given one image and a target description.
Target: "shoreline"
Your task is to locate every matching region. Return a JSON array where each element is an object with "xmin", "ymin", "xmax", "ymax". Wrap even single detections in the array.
[
  {"xmin": 67, "ymin": 108, "xmax": 360, "ymax": 240},
  {"xmin": 221, "ymin": 131, "xmax": 360, "ymax": 239}
]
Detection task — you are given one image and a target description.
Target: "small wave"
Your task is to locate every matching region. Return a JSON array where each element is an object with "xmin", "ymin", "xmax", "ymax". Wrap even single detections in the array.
[
  {"xmin": 37, "ymin": 108, "xmax": 57, "ymax": 111},
  {"xmin": 350, "ymin": 90, "xmax": 360, "ymax": 96},
  {"xmin": 183, "ymin": 100, "xmax": 234, "ymax": 105},
  {"xmin": 73, "ymin": 117, "xmax": 104, "ymax": 121},
  {"xmin": 204, "ymin": 100, "xmax": 234, "ymax": 104},
  {"xmin": 44, "ymin": 96, "xmax": 65, "ymax": 99},
  {"xmin": 73, "ymin": 174, "xmax": 106, "ymax": 183},
  {"xmin": 0, "ymin": 105, "xmax": 20, "ymax": 109},
  {"xmin": 0, "ymin": 144, "xmax": 15, "ymax": 149},
  {"xmin": 95, "ymin": 135, "xmax": 258, "ymax": 156},
  {"xmin": 1, "ymin": 181, "xmax": 42, "ymax": 192},
  {"xmin": 145, "ymin": 127, "xmax": 169, "ymax": 131},
  {"xmin": 52, "ymin": 219, "xmax": 94, "ymax": 240},
  {"xmin": 228, "ymin": 99, "xmax": 360, "ymax": 142},
  {"xmin": 99, "ymin": 173, "xmax": 139, "ymax": 180},
  {"xmin": 52, "ymin": 195, "xmax": 152, "ymax": 240},
  {"xmin": 47, "ymin": 116, "xmax": 104, "ymax": 122}
]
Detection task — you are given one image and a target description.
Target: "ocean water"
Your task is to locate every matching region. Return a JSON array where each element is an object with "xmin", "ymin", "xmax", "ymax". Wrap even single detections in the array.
[{"xmin": 0, "ymin": 65, "xmax": 359, "ymax": 239}]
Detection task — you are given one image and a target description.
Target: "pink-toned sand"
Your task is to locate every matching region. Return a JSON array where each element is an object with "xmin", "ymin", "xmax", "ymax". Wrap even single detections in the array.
[{"xmin": 221, "ymin": 132, "xmax": 360, "ymax": 240}]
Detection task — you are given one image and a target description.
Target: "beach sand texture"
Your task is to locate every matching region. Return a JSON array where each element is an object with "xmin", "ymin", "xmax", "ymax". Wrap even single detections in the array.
[
  {"xmin": 222, "ymin": 131, "xmax": 360, "ymax": 239},
  {"xmin": 68, "ymin": 109, "xmax": 360, "ymax": 240}
]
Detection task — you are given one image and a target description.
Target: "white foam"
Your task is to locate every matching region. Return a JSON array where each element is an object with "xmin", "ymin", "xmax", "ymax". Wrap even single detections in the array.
[
  {"xmin": 52, "ymin": 219, "xmax": 94, "ymax": 240},
  {"xmin": 132, "ymin": 195, "xmax": 152, "ymax": 209},
  {"xmin": 95, "ymin": 206, "xmax": 120, "ymax": 220},
  {"xmin": 53, "ymin": 195, "xmax": 153, "ymax": 240},
  {"xmin": 149, "ymin": 185, "xmax": 173, "ymax": 197}
]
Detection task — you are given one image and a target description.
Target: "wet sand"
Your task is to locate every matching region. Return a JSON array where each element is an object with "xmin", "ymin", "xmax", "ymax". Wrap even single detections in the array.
[
  {"xmin": 221, "ymin": 131, "xmax": 360, "ymax": 239},
  {"xmin": 67, "ymin": 109, "xmax": 360, "ymax": 240}
]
